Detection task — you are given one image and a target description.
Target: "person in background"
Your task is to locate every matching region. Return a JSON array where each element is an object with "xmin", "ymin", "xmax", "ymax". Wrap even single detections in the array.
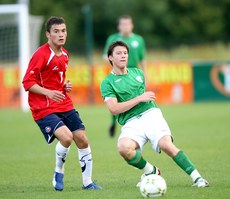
[{"xmin": 103, "ymin": 15, "xmax": 147, "ymax": 137}]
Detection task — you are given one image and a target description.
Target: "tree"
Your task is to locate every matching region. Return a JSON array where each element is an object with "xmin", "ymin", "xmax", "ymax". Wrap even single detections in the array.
[{"xmin": 27, "ymin": 0, "xmax": 230, "ymax": 52}]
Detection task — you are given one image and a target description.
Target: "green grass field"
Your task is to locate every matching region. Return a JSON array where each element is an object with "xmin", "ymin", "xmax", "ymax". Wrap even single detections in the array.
[{"xmin": 0, "ymin": 102, "xmax": 230, "ymax": 199}]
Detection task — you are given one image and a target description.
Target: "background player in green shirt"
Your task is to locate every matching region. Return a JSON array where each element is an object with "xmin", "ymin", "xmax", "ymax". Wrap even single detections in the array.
[
  {"xmin": 100, "ymin": 41, "xmax": 209, "ymax": 188},
  {"xmin": 103, "ymin": 15, "xmax": 147, "ymax": 137}
]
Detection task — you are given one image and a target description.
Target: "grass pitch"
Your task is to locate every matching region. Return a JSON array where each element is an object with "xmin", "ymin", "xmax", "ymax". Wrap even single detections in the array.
[{"xmin": 0, "ymin": 102, "xmax": 230, "ymax": 199}]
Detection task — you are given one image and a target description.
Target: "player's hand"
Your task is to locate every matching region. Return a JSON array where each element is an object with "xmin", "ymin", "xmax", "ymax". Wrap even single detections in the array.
[
  {"xmin": 64, "ymin": 80, "xmax": 72, "ymax": 92},
  {"xmin": 47, "ymin": 90, "xmax": 65, "ymax": 102},
  {"xmin": 138, "ymin": 91, "xmax": 156, "ymax": 102}
]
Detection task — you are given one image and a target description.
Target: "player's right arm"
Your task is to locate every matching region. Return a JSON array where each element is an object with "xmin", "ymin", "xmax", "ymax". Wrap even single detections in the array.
[
  {"xmin": 105, "ymin": 91, "xmax": 156, "ymax": 115},
  {"xmin": 22, "ymin": 48, "xmax": 65, "ymax": 103},
  {"xmin": 28, "ymin": 84, "xmax": 65, "ymax": 103}
]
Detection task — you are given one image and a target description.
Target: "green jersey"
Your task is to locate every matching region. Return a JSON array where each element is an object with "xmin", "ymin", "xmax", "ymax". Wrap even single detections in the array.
[
  {"xmin": 103, "ymin": 33, "xmax": 146, "ymax": 68},
  {"xmin": 100, "ymin": 68, "xmax": 157, "ymax": 125}
]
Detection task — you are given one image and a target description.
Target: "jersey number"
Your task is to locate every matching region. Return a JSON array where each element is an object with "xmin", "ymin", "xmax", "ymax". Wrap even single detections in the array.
[{"xmin": 59, "ymin": 71, "xmax": 64, "ymax": 83}]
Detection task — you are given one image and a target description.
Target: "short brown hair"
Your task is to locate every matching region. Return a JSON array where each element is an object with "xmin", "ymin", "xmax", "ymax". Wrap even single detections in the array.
[
  {"xmin": 45, "ymin": 16, "xmax": 66, "ymax": 33},
  {"xmin": 107, "ymin": 41, "xmax": 129, "ymax": 66},
  {"xmin": 118, "ymin": 15, "xmax": 133, "ymax": 24}
]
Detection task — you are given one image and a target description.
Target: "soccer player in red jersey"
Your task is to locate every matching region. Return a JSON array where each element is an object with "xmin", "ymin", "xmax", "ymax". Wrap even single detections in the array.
[{"xmin": 22, "ymin": 16, "xmax": 102, "ymax": 191}]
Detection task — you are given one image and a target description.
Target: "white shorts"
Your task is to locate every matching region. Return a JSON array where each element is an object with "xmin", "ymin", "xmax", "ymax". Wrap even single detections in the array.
[{"xmin": 118, "ymin": 108, "xmax": 172, "ymax": 153}]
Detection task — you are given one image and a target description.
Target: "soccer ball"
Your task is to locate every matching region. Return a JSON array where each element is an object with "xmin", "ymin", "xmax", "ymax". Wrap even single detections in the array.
[{"xmin": 139, "ymin": 174, "xmax": 167, "ymax": 198}]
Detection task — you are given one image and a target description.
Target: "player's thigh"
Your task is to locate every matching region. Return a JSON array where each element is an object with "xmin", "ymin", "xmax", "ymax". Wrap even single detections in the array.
[
  {"xmin": 62, "ymin": 109, "xmax": 88, "ymax": 147},
  {"xmin": 54, "ymin": 125, "xmax": 73, "ymax": 147},
  {"xmin": 62, "ymin": 109, "xmax": 86, "ymax": 132},
  {"xmin": 145, "ymin": 108, "xmax": 172, "ymax": 153},
  {"xmin": 35, "ymin": 113, "xmax": 67, "ymax": 144},
  {"xmin": 117, "ymin": 137, "xmax": 139, "ymax": 150},
  {"xmin": 158, "ymin": 135, "xmax": 179, "ymax": 157},
  {"xmin": 72, "ymin": 129, "xmax": 89, "ymax": 149},
  {"xmin": 118, "ymin": 119, "xmax": 147, "ymax": 152}
]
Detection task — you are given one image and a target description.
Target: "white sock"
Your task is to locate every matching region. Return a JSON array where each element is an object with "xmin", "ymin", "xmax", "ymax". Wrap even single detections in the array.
[
  {"xmin": 143, "ymin": 162, "xmax": 154, "ymax": 174},
  {"xmin": 78, "ymin": 146, "xmax": 93, "ymax": 186},
  {"xmin": 55, "ymin": 141, "xmax": 70, "ymax": 174},
  {"xmin": 190, "ymin": 169, "xmax": 201, "ymax": 182}
]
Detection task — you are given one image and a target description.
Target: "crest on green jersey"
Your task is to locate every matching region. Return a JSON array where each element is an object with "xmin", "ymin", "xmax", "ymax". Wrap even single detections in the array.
[{"xmin": 136, "ymin": 76, "xmax": 143, "ymax": 83}]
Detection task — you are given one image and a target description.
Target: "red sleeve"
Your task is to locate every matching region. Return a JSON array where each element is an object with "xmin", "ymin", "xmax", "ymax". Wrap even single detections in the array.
[{"xmin": 22, "ymin": 48, "xmax": 47, "ymax": 91}]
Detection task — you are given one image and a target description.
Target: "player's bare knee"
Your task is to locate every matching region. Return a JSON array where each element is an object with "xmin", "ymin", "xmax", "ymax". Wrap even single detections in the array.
[
  {"xmin": 55, "ymin": 126, "xmax": 73, "ymax": 147},
  {"xmin": 77, "ymin": 139, "xmax": 89, "ymax": 149},
  {"xmin": 117, "ymin": 145, "xmax": 125, "ymax": 156},
  {"xmin": 117, "ymin": 138, "xmax": 137, "ymax": 159},
  {"xmin": 73, "ymin": 130, "xmax": 89, "ymax": 148},
  {"xmin": 117, "ymin": 144, "xmax": 133, "ymax": 160},
  {"xmin": 65, "ymin": 133, "xmax": 73, "ymax": 144},
  {"xmin": 118, "ymin": 147, "xmax": 128, "ymax": 159},
  {"xmin": 59, "ymin": 134, "xmax": 73, "ymax": 147},
  {"xmin": 117, "ymin": 142, "xmax": 125, "ymax": 155}
]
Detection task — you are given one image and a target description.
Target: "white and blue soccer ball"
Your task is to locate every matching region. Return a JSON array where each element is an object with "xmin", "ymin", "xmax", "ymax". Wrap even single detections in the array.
[{"xmin": 139, "ymin": 174, "xmax": 167, "ymax": 198}]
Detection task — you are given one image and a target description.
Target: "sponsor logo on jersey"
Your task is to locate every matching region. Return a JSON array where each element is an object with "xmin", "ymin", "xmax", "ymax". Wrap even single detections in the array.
[
  {"xmin": 115, "ymin": 78, "xmax": 122, "ymax": 83},
  {"xmin": 131, "ymin": 40, "xmax": 139, "ymax": 48},
  {"xmin": 136, "ymin": 76, "xmax": 143, "ymax": 83},
  {"xmin": 52, "ymin": 66, "xmax": 59, "ymax": 70}
]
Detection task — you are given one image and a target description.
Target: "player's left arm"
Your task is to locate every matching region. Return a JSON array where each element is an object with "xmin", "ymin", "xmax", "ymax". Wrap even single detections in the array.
[
  {"xmin": 105, "ymin": 91, "xmax": 156, "ymax": 115},
  {"xmin": 100, "ymin": 78, "xmax": 155, "ymax": 115}
]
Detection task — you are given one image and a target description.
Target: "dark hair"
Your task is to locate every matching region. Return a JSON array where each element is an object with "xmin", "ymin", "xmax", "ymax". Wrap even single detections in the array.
[
  {"xmin": 107, "ymin": 41, "xmax": 129, "ymax": 66},
  {"xmin": 45, "ymin": 16, "xmax": 66, "ymax": 33},
  {"xmin": 117, "ymin": 15, "xmax": 133, "ymax": 25}
]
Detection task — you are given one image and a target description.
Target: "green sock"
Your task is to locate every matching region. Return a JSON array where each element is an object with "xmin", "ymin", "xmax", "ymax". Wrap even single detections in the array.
[
  {"xmin": 173, "ymin": 151, "xmax": 195, "ymax": 175},
  {"xmin": 127, "ymin": 150, "xmax": 147, "ymax": 169}
]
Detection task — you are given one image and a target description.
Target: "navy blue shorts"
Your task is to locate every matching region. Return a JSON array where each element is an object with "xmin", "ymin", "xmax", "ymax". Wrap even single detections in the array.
[{"xmin": 35, "ymin": 109, "xmax": 85, "ymax": 144}]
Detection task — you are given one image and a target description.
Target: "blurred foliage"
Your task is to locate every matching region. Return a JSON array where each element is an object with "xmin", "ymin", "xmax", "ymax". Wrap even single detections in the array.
[{"xmin": 1, "ymin": 0, "xmax": 230, "ymax": 53}]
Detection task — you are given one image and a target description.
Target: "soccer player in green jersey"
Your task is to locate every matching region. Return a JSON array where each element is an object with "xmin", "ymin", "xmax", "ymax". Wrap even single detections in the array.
[
  {"xmin": 100, "ymin": 41, "xmax": 209, "ymax": 188},
  {"xmin": 103, "ymin": 15, "xmax": 147, "ymax": 137}
]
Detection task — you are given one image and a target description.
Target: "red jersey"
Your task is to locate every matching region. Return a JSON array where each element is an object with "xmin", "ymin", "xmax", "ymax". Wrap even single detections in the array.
[{"xmin": 22, "ymin": 43, "xmax": 74, "ymax": 120}]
